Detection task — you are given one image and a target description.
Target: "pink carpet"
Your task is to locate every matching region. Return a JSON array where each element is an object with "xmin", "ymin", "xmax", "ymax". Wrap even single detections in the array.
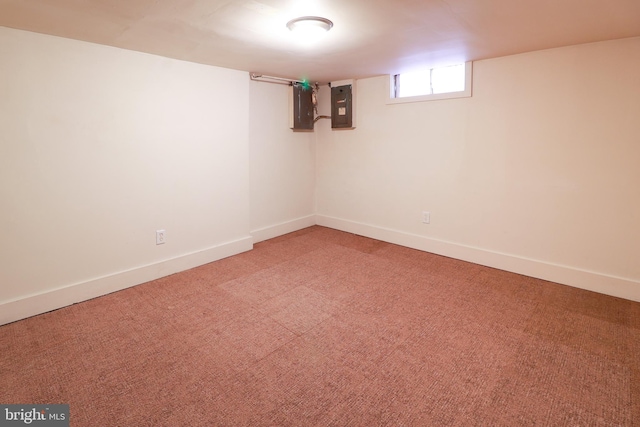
[{"xmin": 1, "ymin": 226, "xmax": 638, "ymax": 426}]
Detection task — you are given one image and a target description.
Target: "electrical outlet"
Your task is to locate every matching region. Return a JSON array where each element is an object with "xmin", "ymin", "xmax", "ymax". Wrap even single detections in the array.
[
  {"xmin": 422, "ymin": 211, "xmax": 430, "ymax": 224},
  {"xmin": 156, "ymin": 229, "xmax": 166, "ymax": 245}
]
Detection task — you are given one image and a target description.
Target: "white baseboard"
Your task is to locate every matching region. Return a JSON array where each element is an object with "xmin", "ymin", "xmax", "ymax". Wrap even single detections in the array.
[
  {"xmin": 251, "ymin": 215, "xmax": 317, "ymax": 243},
  {"xmin": 4, "ymin": 216, "xmax": 638, "ymax": 326},
  {"xmin": 0, "ymin": 236, "xmax": 253, "ymax": 326},
  {"xmin": 316, "ymin": 215, "xmax": 640, "ymax": 302}
]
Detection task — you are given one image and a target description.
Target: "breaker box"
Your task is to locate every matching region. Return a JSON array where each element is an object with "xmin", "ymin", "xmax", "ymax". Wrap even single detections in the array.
[
  {"xmin": 289, "ymin": 84, "xmax": 314, "ymax": 130},
  {"xmin": 330, "ymin": 79, "xmax": 356, "ymax": 129}
]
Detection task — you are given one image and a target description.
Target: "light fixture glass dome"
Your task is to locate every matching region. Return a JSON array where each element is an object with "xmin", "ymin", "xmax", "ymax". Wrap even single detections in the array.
[{"xmin": 286, "ymin": 16, "xmax": 333, "ymax": 40}]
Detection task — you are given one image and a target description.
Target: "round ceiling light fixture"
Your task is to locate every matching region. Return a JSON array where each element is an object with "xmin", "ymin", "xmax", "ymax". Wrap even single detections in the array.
[{"xmin": 286, "ymin": 16, "xmax": 333, "ymax": 38}]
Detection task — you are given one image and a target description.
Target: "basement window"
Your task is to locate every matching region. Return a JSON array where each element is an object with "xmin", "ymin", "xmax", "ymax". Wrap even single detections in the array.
[{"xmin": 387, "ymin": 62, "xmax": 472, "ymax": 104}]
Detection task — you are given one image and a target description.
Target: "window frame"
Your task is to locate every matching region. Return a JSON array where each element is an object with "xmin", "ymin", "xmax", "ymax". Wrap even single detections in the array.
[{"xmin": 386, "ymin": 61, "xmax": 473, "ymax": 105}]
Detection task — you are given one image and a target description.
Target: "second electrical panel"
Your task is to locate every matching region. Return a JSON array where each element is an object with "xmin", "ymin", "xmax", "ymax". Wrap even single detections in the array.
[{"xmin": 331, "ymin": 80, "xmax": 355, "ymax": 129}]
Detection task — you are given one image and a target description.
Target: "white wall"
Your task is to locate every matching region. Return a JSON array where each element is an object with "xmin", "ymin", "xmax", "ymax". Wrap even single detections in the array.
[
  {"xmin": 0, "ymin": 27, "xmax": 253, "ymax": 323},
  {"xmin": 249, "ymin": 81, "xmax": 316, "ymax": 242},
  {"xmin": 1, "ymin": 26, "xmax": 638, "ymax": 326},
  {"xmin": 316, "ymin": 37, "xmax": 640, "ymax": 301}
]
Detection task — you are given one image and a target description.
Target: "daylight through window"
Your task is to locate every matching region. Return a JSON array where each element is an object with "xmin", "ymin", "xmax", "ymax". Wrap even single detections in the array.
[{"xmin": 389, "ymin": 62, "xmax": 472, "ymax": 103}]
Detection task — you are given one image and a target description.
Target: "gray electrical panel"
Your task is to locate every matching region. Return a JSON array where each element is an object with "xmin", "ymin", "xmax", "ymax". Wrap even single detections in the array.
[
  {"xmin": 289, "ymin": 84, "xmax": 314, "ymax": 130},
  {"xmin": 331, "ymin": 83, "xmax": 353, "ymax": 129}
]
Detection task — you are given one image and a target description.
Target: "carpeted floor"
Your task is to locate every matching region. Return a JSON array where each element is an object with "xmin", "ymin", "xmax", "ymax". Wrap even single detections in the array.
[{"xmin": 1, "ymin": 226, "xmax": 638, "ymax": 426}]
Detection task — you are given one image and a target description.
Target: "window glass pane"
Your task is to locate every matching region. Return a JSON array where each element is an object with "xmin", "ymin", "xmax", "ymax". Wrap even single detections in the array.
[
  {"xmin": 398, "ymin": 71, "xmax": 431, "ymax": 97},
  {"xmin": 430, "ymin": 64, "xmax": 465, "ymax": 94},
  {"xmin": 389, "ymin": 62, "xmax": 471, "ymax": 103}
]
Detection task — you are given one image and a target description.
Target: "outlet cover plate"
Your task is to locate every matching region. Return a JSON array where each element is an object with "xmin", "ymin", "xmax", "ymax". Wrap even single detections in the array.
[{"xmin": 422, "ymin": 211, "xmax": 430, "ymax": 224}]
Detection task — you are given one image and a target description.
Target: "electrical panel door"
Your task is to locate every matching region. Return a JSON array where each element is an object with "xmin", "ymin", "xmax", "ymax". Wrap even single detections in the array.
[
  {"xmin": 331, "ymin": 84, "xmax": 353, "ymax": 129},
  {"xmin": 289, "ymin": 84, "xmax": 314, "ymax": 130}
]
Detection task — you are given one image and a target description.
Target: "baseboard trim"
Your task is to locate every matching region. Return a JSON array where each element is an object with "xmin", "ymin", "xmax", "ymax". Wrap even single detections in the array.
[
  {"xmin": 316, "ymin": 215, "xmax": 640, "ymax": 302},
  {"xmin": 0, "ymin": 236, "xmax": 254, "ymax": 326},
  {"xmin": 4, "ymin": 216, "xmax": 638, "ymax": 326},
  {"xmin": 251, "ymin": 215, "xmax": 317, "ymax": 243}
]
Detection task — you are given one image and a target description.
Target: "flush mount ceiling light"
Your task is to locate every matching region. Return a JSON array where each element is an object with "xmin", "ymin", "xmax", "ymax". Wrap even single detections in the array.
[{"xmin": 286, "ymin": 16, "xmax": 333, "ymax": 36}]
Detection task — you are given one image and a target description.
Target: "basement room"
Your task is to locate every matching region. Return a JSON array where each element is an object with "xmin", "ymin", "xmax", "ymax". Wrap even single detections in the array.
[{"xmin": 1, "ymin": 0, "xmax": 639, "ymax": 425}]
